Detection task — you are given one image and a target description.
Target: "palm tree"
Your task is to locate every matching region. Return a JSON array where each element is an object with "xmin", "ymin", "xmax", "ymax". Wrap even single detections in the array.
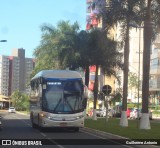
[
  {"xmin": 58, "ymin": 30, "xmax": 91, "ymax": 85},
  {"xmin": 129, "ymin": 0, "xmax": 160, "ymax": 130},
  {"xmin": 102, "ymin": 0, "xmax": 160, "ymax": 129},
  {"xmin": 87, "ymin": 29, "xmax": 122, "ymax": 120},
  {"xmin": 55, "ymin": 28, "xmax": 122, "ymax": 120},
  {"xmin": 101, "ymin": 0, "xmax": 143, "ymax": 127},
  {"xmin": 139, "ymin": 0, "xmax": 160, "ymax": 130},
  {"xmin": 33, "ymin": 20, "xmax": 80, "ymax": 75}
]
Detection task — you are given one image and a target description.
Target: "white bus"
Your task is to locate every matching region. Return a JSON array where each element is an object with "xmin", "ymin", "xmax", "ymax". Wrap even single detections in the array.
[{"xmin": 29, "ymin": 70, "xmax": 87, "ymax": 132}]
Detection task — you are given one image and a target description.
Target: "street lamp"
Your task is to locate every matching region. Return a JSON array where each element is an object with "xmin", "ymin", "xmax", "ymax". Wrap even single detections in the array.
[{"xmin": 129, "ymin": 23, "xmax": 143, "ymax": 128}]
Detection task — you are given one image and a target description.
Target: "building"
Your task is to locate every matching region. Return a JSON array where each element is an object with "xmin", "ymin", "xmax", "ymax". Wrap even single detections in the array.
[
  {"xmin": 0, "ymin": 48, "xmax": 35, "ymax": 96},
  {"xmin": 86, "ymin": 0, "xmax": 106, "ymax": 30},
  {"xmin": 149, "ymin": 33, "xmax": 160, "ymax": 105},
  {"xmin": 25, "ymin": 58, "xmax": 35, "ymax": 93},
  {"xmin": 8, "ymin": 56, "xmax": 20, "ymax": 95},
  {"xmin": 0, "ymin": 55, "xmax": 10, "ymax": 96},
  {"xmin": 12, "ymin": 48, "xmax": 26, "ymax": 92}
]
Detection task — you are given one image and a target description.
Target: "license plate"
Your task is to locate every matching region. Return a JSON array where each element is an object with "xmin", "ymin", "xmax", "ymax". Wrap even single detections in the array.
[{"xmin": 59, "ymin": 122, "xmax": 67, "ymax": 126}]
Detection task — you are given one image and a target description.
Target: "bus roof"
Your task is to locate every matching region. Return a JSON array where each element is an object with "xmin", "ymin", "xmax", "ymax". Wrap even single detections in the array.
[{"xmin": 31, "ymin": 70, "xmax": 82, "ymax": 80}]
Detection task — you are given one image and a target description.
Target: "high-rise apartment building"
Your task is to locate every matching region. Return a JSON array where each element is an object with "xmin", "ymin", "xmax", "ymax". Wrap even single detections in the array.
[
  {"xmin": 8, "ymin": 56, "xmax": 20, "ymax": 95},
  {"xmin": 0, "ymin": 55, "xmax": 10, "ymax": 96},
  {"xmin": 0, "ymin": 48, "xmax": 35, "ymax": 96}
]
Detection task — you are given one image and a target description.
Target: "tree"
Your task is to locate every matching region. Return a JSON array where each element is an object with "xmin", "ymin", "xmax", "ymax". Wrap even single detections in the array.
[
  {"xmin": 140, "ymin": 0, "xmax": 152, "ymax": 130},
  {"xmin": 10, "ymin": 90, "xmax": 29, "ymax": 111},
  {"xmin": 128, "ymin": 72, "xmax": 139, "ymax": 95},
  {"xmin": 33, "ymin": 21, "xmax": 92, "ymax": 86},
  {"xmin": 133, "ymin": 0, "xmax": 160, "ymax": 130},
  {"xmin": 87, "ymin": 29, "xmax": 122, "ymax": 120},
  {"xmin": 102, "ymin": 0, "xmax": 160, "ymax": 129},
  {"xmin": 102, "ymin": 0, "xmax": 143, "ymax": 127},
  {"xmin": 57, "ymin": 29, "xmax": 91, "ymax": 86},
  {"xmin": 32, "ymin": 20, "xmax": 80, "ymax": 76},
  {"xmin": 128, "ymin": 72, "xmax": 139, "ymax": 89}
]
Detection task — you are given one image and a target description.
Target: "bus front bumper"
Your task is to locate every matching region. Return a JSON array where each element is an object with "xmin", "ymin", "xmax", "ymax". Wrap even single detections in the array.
[{"xmin": 39, "ymin": 117, "xmax": 84, "ymax": 128}]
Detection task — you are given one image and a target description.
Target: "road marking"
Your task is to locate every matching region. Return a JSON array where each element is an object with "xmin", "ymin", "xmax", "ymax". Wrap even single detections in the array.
[
  {"xmin": 47, "ymin": 138, "xmax": 65, "ymax": 148},
  {"xmin": 9, "ymin": 114, "xmax": 65, "ymax": 148},
  {"xmin": 40, "ymin": 132, "xmax": 46, "ymax": 137},
  {"xmin": 40, "ymin": 133, "xmax": 64, "ymax": 148},
  {"xmin": 82, "ymin": 130, "xmax": 106, "ymax": 139}
]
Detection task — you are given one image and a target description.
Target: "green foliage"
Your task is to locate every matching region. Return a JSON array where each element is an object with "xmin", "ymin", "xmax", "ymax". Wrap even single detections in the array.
[
  {"xmin": 127, "ymin": 103, "xmax": 142, "ymax": 109},
  {"xmin": 152, "ymin": 110, "xmax": 160, "ymax": 115},
  {"xmin": 128, "ymin": 72, "xmax": 139, "ymax": 89},
  {"xmin": 84, "ymin": 118, "xmax": 160, "ymax": 139},
  {"xmin": 101, "ymin": 0, "xmax": 145, "ymax": 111},
  {"xmin": 32, "ymin": 20, "xmax": 81, "ymax": 76},
  {"xmin": 10, "ymin": 90, "xmax": 29, "ymax": 111},
  {"xmin": 112, "ymin": 92, "xmax": 122, "ymax": 106}
]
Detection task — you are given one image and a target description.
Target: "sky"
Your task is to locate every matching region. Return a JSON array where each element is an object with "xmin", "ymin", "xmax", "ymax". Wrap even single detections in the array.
[{"xmin": 0, "ymin": 0, "xmax": 86, "ymax": 58}]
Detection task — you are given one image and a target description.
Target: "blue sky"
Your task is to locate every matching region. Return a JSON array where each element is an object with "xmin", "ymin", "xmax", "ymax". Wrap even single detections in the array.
[{"xmin": 0, "ymin": 0, "xmax": 86, "ymax": 58}]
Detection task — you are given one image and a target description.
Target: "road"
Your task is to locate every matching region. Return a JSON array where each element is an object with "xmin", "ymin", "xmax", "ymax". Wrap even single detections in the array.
[{"xmin": 0, "ymin": 110, "xmax": 158, "ymax": 148}]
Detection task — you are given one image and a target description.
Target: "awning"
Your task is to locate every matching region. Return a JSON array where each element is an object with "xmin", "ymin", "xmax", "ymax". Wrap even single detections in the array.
[
  {"xmin": 0, "ymin": 95, "xmax": 9, "ymax": 99},
  {"xmin": 0, "ymin": 95, "xmax": 10, "ymax": 102},
  {"xmin": 0, "ymin": 98, "xmax": 9, "ymax": 102}
]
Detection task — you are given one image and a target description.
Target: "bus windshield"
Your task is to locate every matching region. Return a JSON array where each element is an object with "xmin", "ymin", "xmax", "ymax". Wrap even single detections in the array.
[{"xmin": 43, "ymin": 79, "xmax": 83, "ymax": 113}]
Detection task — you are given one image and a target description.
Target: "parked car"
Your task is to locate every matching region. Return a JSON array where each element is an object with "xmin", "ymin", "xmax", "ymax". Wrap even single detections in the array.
[
  {"xmin": 96, "ymin": 109, "xmax": 115, "ymax": 117},
  {"xmin": 96, "ymin": 109, "xmax": 104, "ymax": 117},
  {"xmin": 8, "ymin": 107, "xmax": 16, "ymax": 113},
  {"xmin": 130, "ymin": 108, "xmax": 152, "ymax": 120}
]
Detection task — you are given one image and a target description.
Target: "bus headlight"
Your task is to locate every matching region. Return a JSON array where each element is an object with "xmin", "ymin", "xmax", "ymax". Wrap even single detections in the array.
[
  {"xmin": 39, "ymin": 112, "xmax": 47, "ymax": 117},
  {"xmin": 76, "ymin": 115, "xmax": 84, "ymax": 119}
]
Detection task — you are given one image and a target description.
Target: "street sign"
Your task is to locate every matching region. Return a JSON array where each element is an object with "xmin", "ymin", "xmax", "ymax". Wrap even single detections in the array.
[{"xmin": 102, "ymin": 85, "xmax": 112, "ymax": 95}]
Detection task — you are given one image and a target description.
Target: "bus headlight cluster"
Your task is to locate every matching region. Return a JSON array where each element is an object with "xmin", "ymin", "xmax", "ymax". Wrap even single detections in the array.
[{"xmin": 76, "ymin": 115, "xmax": 84, "ymax": 119}]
